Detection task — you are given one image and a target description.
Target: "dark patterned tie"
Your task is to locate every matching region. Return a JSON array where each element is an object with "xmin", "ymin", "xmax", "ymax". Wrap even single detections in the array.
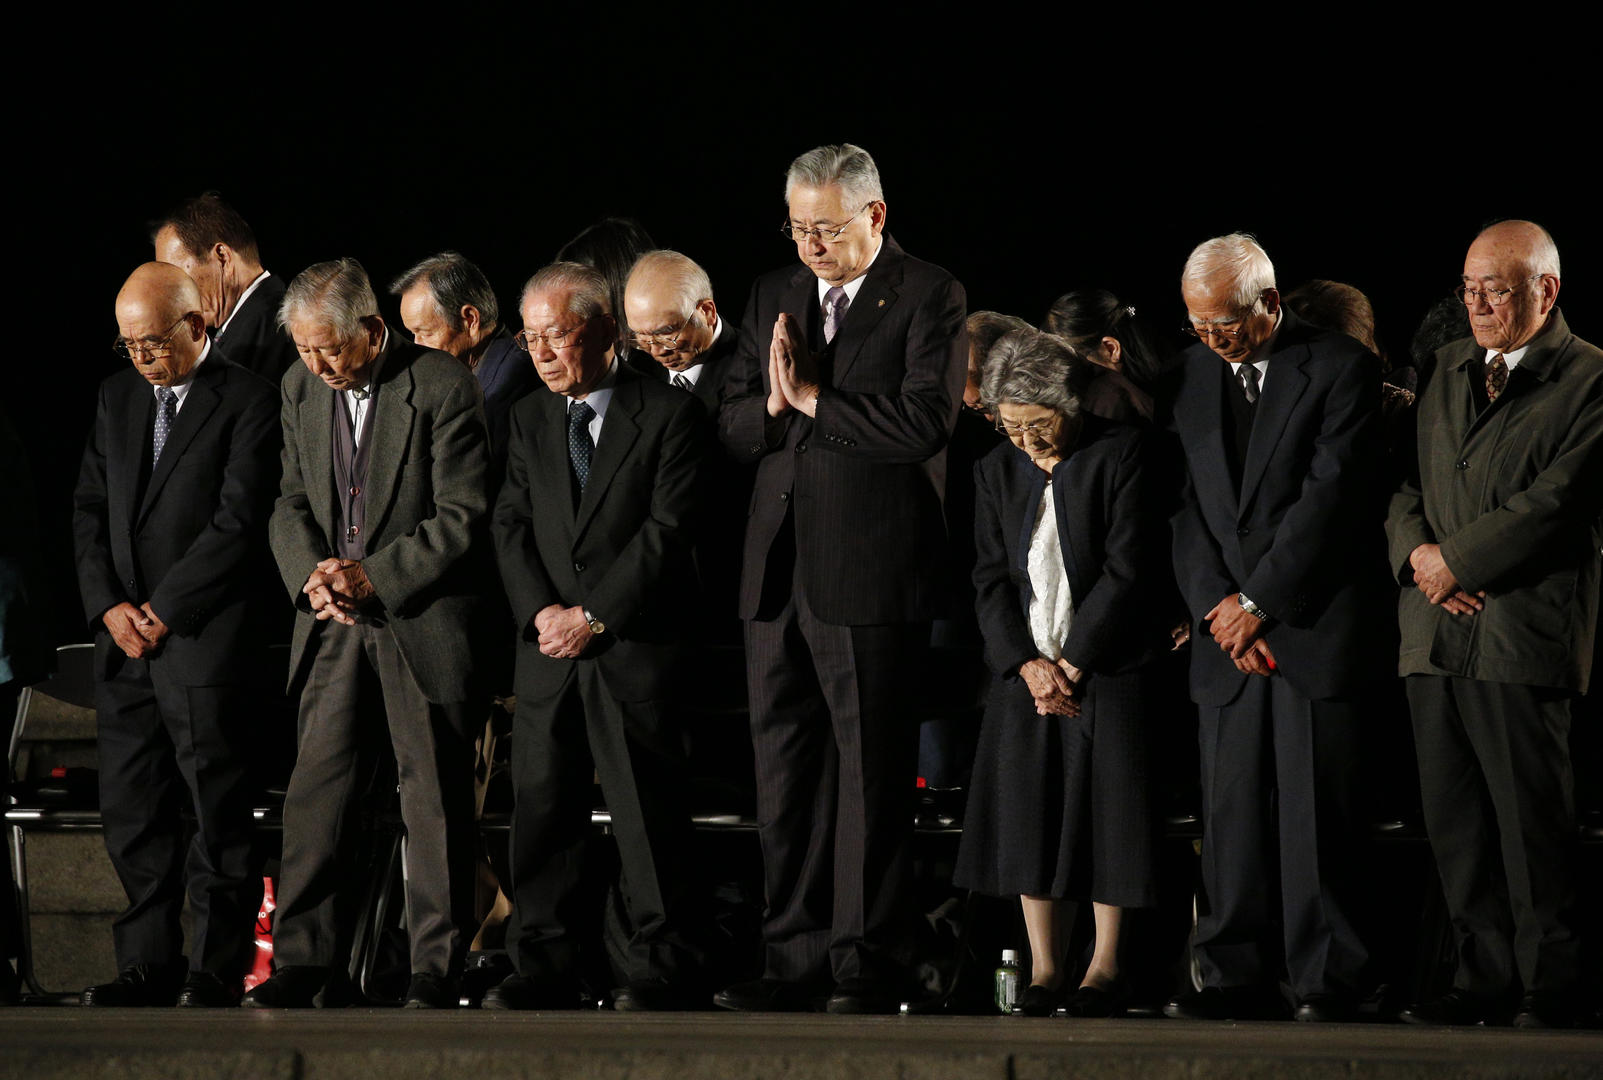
[
  {"xmin": 672, "ymin": 373, "xmax": 693, "ymax": 391},
  {"xmin": 152, "ymin": 387, "xmax": 177, "ymax": 466},
  {"xmin": 823, "ymin": 286, "xmax": 849, "ymax": 344},
  {"xmin": 1486, "ymin": 353, "xmax": 1508, "ymax": 403},
  {"xmin": 1238, "ymin": 363, "xmax": 1260, "ymax": 405},
  {"xmin": 568, "ymin": 400, "xmax": 595, "ymax": 492}
]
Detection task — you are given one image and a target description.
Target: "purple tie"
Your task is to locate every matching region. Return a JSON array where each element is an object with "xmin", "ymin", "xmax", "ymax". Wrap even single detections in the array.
[{"xmin": 823, "ymin": 286, "xmax": 849, "ymax": 344}]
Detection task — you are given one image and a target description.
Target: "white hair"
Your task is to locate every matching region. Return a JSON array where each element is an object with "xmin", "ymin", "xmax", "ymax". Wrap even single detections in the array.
[
  {"xmin": 1182, "ymin": 233, "xmax": 1277, "ymax": 315},
  {"xmin": 626, "ymin": 250, "xmax": 714, "ymax": 320},
  {"xmin": 279, "ymin": 257, "xmax": 379, "ymax": 340}
]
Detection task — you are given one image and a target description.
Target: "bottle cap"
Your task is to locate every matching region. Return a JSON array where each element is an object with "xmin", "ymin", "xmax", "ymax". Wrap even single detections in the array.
[{"xmin": 1001, "ymin": 949, "xmax": 1019, "ymax": 963}]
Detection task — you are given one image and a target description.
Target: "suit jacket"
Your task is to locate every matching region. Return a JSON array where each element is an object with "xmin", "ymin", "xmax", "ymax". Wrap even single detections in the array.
[
  {"xmin": 493, "ymin": 363, "xmax": 708, "ymax": 703},
  {"xmin": 473, "ymin": 325, "xmax": 540, "ymax": 469},
  {"xmin": 971, "ymin": 418, "xmax": 1158, "ymax": 680},
  {"xmin": 719, "ymin": 235, "xmax": 967, "ymax": 624},
  {"xmin": 73, "ymin": 349, "xmax": 281, "ymax": 684},
  {"xmin": 214, "ymin": 273, "xmax": 298, "ymax": 382},
  {"xmin": 1387, "ymin": 308, "xmax": 1603, "ymax": 692},
  {"xmin": 269, "ymin": 335, "xmax": 490, "ymax": 704},
  {"xmin": 1166, "ymin": 308, "xmax": 1393, "ymax": 704}
]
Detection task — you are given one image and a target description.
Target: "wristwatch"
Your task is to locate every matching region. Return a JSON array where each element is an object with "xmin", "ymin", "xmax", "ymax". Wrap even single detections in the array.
[
  {"xmin": 583, "ymin": 608, "xmax": 605, "ymax": 635},
  {"xmin": 1237, "ymin": 593, "xmax": 1270, "ymax": 621}
]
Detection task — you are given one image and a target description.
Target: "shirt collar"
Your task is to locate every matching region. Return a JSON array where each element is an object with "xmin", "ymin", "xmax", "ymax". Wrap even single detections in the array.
[
  {"xmin": 816, "ymin": 235, "xmax": 883, "ymax": 307},
  {"xmin": 1485, "ymin": 343, "xmax": 1532, "ymax": 371},
  {"xmin": 217, "ymin": 270, "xmax": 271, "ymax": 338},
  {"xmin": 570, "ymin": 357, "xmax": 619, "ymax": 421},
  {"xmin": 158, "ymin": 337, "xmax": 210, "ymax": 406}
]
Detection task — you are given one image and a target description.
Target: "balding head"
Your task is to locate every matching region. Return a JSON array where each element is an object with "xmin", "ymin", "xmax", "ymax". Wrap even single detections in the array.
[
  {"xmin": 624, "ymin": 250, "xmax": 718, "ymax": 373},
  {"xmin": 1461, "ymin": 220, "xmax": 1561, "ymax": 353},
  {"xmin": 114, "ymin": 262, "xmax": 207, "ymax": 387}
]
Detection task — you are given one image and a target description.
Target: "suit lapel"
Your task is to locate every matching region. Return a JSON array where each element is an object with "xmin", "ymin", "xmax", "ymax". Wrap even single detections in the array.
[
  {"xmin": 137, "ymin": 365, "xmax": 221, "ymax": 527},
  {"xmin": 543, "ymin": 390, "xmax": 578, "ymax": 525},
  {"xmin": 574, "ymin": 375, "xmax": 642, "ymax": 541},
  {"xmin": 118, "ymin": 382, "xmax": 152, "ymax": 529},
  {"xmin": 363, "ymin": 348, "xmax": 416, "ymax": 544},
  {"xmin": 299, "ymin": 388, "xmax": 336, "ymax": 541},
  {"xmin": 1012, "ymin": 451, "xmax": 1047, "ymax": 582},
  {"xmin": 1182, "ymin": 349, "xmax": 1233, "ymax": 505},
  {"xmin": 829, "ymin": 241, "xmax": 903, "ymax": 385},
  {"xmin": 1238, "ymin": 341, "xmax": 1310, "ymax": 514}
]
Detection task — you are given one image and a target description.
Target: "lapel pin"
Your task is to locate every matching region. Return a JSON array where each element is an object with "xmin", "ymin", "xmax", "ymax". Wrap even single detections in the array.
[{"xmin": 877, "ymin": 299, "xmax": 885, "ymax": 308}]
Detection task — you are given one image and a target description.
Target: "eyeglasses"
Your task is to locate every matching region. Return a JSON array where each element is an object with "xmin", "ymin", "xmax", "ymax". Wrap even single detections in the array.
[
  {"xmin": 996, "ymin": 414, "xmax": 1062, "ymax": 440},
  {"xmin": 113, "ymin": 313, "xmax": 197, "ymax": 360},
  {"xmin": 779, "ymin": 204, "xmax": 871, "ymax": 244},
  {"xmin": 629, "ymin": 312, "xmax": 697, "ymax": 351},
  {"xmin": 1182, "ymin": 294, "xmax": 1265, "ymax": 342},
  {"xmin": 1454, "ymin": 276, "xmax": 1538, "ymax": 308},
  {"xmin": 512, "ymin": 316, "xmax": 593, "ymax": 352}
]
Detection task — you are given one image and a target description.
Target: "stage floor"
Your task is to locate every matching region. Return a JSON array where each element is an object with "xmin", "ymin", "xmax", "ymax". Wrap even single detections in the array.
[{"xmin": 3, "ymin": 1009, "xmax": 1600, "ymax": 1080}]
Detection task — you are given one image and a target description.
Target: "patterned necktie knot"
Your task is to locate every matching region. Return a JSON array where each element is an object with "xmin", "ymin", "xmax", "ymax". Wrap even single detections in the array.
[
  {"xmin": 1486, "ymin": 353, "xmax": 1508, "ymax": 403},
  {"xmin": 568, "ymin": 400, "xmax": 596, "ymax": 492},
  {"xmin": 152, "ymin": 386, "xmax": 177, "ymax": 466},
  {"xmin": 1237, "ymin": 363, "xmax": 1260, "ymax": 405},
  {"xmin": 823, "ymin": 286, "xmax": 849, "ymax": 344}
]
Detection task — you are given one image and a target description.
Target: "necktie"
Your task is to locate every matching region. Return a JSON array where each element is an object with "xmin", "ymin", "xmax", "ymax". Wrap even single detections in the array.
[
  {"xmin": 152, "ymin": 387, "xmax": 177, "ymax": 466},
  {"xmin": 672, "ymin": 373, "xmax": 693, "ymax": 391},
  {"xmin": 1238, "ymin": 363, "xmax": 1260, "ymax": 405},
  {"xmin": 823, "ymin": 286, "xmax": 849, "ymax": 344},
  {"xmin": 1486, "ymin": 353, "xmax": 1508, "ymax": 403},
  {"xmin": 568, "ymin": 401, "xmax": 595, "ymax": 492}
]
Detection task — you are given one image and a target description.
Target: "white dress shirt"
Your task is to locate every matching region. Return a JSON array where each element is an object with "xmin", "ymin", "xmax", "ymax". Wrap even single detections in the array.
[{"xmin": 156, "ymin": 338, "xmax": 211, "ymax": 413}]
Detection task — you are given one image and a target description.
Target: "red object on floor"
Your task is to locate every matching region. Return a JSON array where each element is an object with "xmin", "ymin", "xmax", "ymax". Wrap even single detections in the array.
[{"xmin": 244, "ymin": 877, "xmax": 276, "ymax": 992}]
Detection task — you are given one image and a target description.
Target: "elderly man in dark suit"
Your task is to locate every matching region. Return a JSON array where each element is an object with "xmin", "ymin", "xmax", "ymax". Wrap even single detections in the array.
[
  {"xmin": 1389, "ymin": 220, "xmax": 1601, "ymax": 1029},
  {"xmin": 488, "ymin": 261, "xmax": 707, "ymax": 1011},
  {"xmin": 152, "ymin": 192, "xmax": 298, "ymax": 380},
  {"xmin": 73, "ymin": 262, "xmax": 281, "ymax": 1006},
  {"xmin": 245, "ymin": 258, "xmax": 489, "ymax": 1010},
  {"xmin": 1163, "ymin": 233, "xmax": 1391, "ymax": 1023},
  {"xmin": 714, "ymin": 144, "xmax": 967, "ymax": 1015},
  {"xmin": 392, "ymin": 250, "xmax": 538, "ymax": 477}
]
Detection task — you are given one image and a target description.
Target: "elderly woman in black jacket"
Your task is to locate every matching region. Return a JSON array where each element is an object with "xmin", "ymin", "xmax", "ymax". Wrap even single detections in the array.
[{"xmin": 954, "ymin": 329, "xmax": 1160, "ymax": 1017}]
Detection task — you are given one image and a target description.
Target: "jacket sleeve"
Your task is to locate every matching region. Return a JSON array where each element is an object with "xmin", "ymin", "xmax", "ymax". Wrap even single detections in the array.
[
  {"xmin": 972, "ymin": 455, "xmax": 1037, "ymax": 678},
  {"xmin": 811, "ymin": 276, "xmax": 967, "ymax": 465},
  {"xmin": 71, "ymin": 383, "xmax": 124, "ymax": 627},
  {"xmin": 718, "ymin": 278, "xmax": 794, "ymax": 463},
  {"xmin": 492, "ymin": 401, "xmax": 560, "ymax": 634},
  {"xmin": 1059, "ymin": 432, "xmax": 1146, "ymax": 673},
  {"xmin": 145, "ymin": 382, "xmax": 282, "ymax": 636}
]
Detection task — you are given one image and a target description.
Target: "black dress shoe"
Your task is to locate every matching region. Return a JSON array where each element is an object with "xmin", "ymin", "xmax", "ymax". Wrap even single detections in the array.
[
  {"xmin": 239, "ymin": 966, "xmax": 328, "ymax": 1009},
  {"xmin": 612, "ymin": 978, "xmax": 704, "ymax": 1012},
  {"xmin": 1017, "ymin": 984, "xmax": 1063, "ymax": 1017},
  {"xmin": 81, "ymin": 962, "xmax": 184, "ymax": 1007},
  {"xmin": 479, "ymin": 973, "xmax": 581, "ymax": 1011},
  {"xmin": 403, "ymin": 973, "xmax": 460, "ymax": 1009},
  {"xmin": 1066, "ymin": 981, "xmax": 1129, "ymax": 1018},
  {"xmin": 1513, "ymin": 991, "xmax": 1577, "ymax": 1030},
  {"xmin": 826, "ymin": 977, "xmax": 902, "ymax": 1015},
  {"xmin": 1294, "ymin": 993, "xmax": 1357, "ymax": 1023},
  {"xmin": 1164, "ymin": 985, "xmax": 1289, "ymax": 1021},
  {"xmin": 176, "ymin": 972, "xmax": 241, "ymax": 1008},
  {"xmin": 713, "ymin": 977, "xmax": 820, "ymax": 1013},
  {"xmin": 1398, "ymin": 988, "xmax": 1499, "ymax": 1026}
]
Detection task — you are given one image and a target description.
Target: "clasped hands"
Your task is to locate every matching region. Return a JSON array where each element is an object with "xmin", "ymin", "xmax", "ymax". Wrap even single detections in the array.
[
  {"xmin": 102, "ymin": 601, "xmax": 170, "ymax": 660},
  {"xmin": 765, "ymin": 313, "xmax": 820, "ymax": 419},
  {"xmin": 1021, "ymin": 657, "xmax": 1084, "ymax": 718},
  {"xmin": 533, "ymin": 604, "xmax": 593, "ymax": 660},
  {"xmin": 1205, "ymin": 593, "xmax": 1277, "ymax": 677},
  {"xmin": 304, "ymin": 558, "xmax": 377, "ymax": 626},
  {"xmin": 1409, "ymin": 543, "xmax": 1485, "ymax": 616}
]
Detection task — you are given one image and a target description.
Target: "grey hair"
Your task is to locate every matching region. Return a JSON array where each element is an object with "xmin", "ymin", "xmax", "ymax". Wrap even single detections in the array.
[
  {"xmin": 278, "ymin": 257, "xmax": 379, "ymax": 340},
  {"xmin": 1182, "ymin": 233, "xmax": 1277, "ymax": 315},
  {"xmin": 520, "ymin": 261, "xmax": 612, "ymax": 318},
  {"xmin": 626, "ymin": 250, "xmax": 714, "ymax": 320},
  {"xmin": 389, "ymin": 251, "xmax": 499, "ymax": 331},
  {"xmin": 967, "ymin": 311, "xmax": 1035, "ymax": 365},
  {"xmin": 784, "ymin": 143, "xmax": 885, "ymax": 208},
  {"xmin": 980, "ymin": 329, "xmax": 1083, "ymax": 418}
]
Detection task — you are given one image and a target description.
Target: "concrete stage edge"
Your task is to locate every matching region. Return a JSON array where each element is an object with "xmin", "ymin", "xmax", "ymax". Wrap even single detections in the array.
[{"xmin": 3, "ymin": 1011, "xmax": 1601, "ymax": 1080}]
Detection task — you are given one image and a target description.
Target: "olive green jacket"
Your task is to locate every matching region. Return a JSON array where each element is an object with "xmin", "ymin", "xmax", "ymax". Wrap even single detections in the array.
[{"xmin": 1387, "ymin": 308, "xmax": 1603, "ymax": 691}]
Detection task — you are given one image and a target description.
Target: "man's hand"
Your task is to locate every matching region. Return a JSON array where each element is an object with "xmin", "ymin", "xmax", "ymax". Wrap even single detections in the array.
[
  {"xmin": 1439, "ymin": 588, "xmax": 1487, "ymax": 616},
  {"xmin": 1409, "ymin": 543, "xmax": 1465, "ymax": 605},
  {"xmin": 537, "ymin": 605, "xmax": 594, "ymax": 660},
  {"xmin": 770, "ymin": 313, "xmax": 820, "ymax": 419},
  {"xmin": 136, "ymin": 602, "xmax": 170, "ymax": 646},
  {"xmin": 1020, "ymin": 657, "xmax": 1079, "ymax": 717},
  {"xmin": 1205, "ymin": 593, "xmax": 1267, "ymax": 659},
  {"xmin": 1170, "ymin": 620, "xmax": 1192, "ymax": 650},
  {"xmin": 303, "ymin": 558, "xmax": 377, "ymax": 625},
  {"xmin": 1234, "ymin": 638, "xmax": 1278, "ymax": 677},
  {"xmin": 102, "ymin": 602, "xmax": 156, "ymax": 660}
]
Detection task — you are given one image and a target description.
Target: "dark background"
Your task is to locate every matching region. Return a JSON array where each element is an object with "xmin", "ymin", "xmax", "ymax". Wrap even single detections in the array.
[{"xmin": 11, "ymin": 41, "xmax": 1597, "ymax": 647}]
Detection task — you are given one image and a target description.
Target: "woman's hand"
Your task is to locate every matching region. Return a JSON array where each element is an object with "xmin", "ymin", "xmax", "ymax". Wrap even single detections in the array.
[{"xmin": 1021, "ymin": 657, "xmax": 1080, "ymax": 717}]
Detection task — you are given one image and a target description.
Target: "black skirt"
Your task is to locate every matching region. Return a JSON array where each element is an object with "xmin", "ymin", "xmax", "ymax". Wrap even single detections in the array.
[{"xmin": 954, "ymin": 666, "xmax": 1158, "ymax": 907}]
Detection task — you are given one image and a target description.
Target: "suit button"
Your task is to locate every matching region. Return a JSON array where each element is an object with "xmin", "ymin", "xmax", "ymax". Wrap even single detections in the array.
[
  {"xmin": 574, "ymin": 562, "xmax": 586, "ymax": 573},
  {"xmin": 795, "ymin": 441, "xmax": 808, "ymax": 454},
  {"xmin": 1237, "ymin": 527, "xmax": 1250, "ymax": 537},
  {"xmin": 779, "ymin": 492, "xmax": 790, "ymax": 502},
  {"xmin": 127, "ymin": 579, "xmax": 137, "ymax": 590},
  {"xmin": 1456, "ymin": 461, "xmax": 1469, "ymax": 471},
  {"xmin": 750, "ymin": 444, "xmax": 763, "ymax": 454}
]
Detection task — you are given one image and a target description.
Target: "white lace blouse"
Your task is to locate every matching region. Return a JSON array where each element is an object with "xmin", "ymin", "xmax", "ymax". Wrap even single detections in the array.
[{"xmin": 1026, "ymin": 484, "xmax": 1075, "ymax": 661}]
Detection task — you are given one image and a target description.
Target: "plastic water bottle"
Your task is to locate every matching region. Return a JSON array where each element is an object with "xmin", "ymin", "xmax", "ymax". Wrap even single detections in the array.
[{"xmin": 994, "ymin": 948, "xmax": 1021, "ymax": 1014}]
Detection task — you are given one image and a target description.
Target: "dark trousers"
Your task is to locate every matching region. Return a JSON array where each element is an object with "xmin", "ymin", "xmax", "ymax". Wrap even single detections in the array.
[
  {"xmin": 744, "ymin": 580, "xmax": 924, "ymax": 987},
  {"xmin": 1194, "ymin": 674, "xmax": 1369, "ymax": 999},
  {"xmin": 271, "ymin": 618, "xmax": 477, "ymax": 978},
  {"xmin": 94, "ymin": 658, "xmax": 260, "ymax": 979},
  {"xmin": 505, "ymin": 662, "xmax": 696, "ymax": 984},
  {"xmin": 1406, "ymin": 675, "xmax": 1580, "ymax": 998}
]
